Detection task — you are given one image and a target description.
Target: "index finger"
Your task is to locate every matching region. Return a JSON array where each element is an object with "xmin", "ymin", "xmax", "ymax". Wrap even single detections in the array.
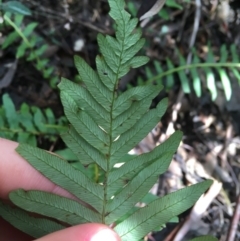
[{"xmin": 0, "ymin": 138, "xmax": 71, "ymax": 200}]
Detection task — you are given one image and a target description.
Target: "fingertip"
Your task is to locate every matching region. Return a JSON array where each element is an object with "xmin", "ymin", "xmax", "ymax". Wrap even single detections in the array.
[
  {"xmin": 89, "ymin": 223, "xmax": 121, "ymax": 241},
  {"xmin": 36, "ymin": 223, "xmax": 121, "ymax": 241}
]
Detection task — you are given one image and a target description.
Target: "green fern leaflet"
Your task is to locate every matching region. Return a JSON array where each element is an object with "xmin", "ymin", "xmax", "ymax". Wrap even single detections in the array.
[
  {"xmin": 0, "ymin": 93, "xmax": 67, "ymax": 145},
  {"xmin": 144, "ymin": 45, "xmax": 240, "ymax": 101},
  {"xmin": 0, "ymin": 1, "xmax": 213, "ymax": 240}
]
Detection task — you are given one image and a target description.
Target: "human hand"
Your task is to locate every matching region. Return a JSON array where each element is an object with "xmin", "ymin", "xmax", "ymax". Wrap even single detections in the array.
[{"xmin": 0, "ymin": 138, "xmax": 121, "ymax": 241}]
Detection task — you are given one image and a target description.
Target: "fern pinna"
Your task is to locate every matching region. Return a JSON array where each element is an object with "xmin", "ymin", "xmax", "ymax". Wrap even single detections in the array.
[{"xmin": 0, "ymin": 1, "xmax": 213, "ymax": 240}]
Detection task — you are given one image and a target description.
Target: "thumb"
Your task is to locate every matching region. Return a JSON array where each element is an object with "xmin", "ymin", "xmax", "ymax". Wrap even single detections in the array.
[{"xmin": 35, "ymin": 223, "xmax": 121, "ymax": 241}]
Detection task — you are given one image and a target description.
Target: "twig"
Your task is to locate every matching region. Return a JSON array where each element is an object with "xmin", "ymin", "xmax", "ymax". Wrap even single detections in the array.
[
  {"xmin": 186, "ymin": 0, "xmax": 201, "ymax": 65},
  {"xmin": 173, "ymin": 180, "xmax": 222, "ymax": 241},
  {"xmin": 226, "ymin": 193, "xmax": 240, "ymax": 241},
  {"xmin": 165, "ymin": 0, "xmax": 202, "ymax": 137},
  {"xmin": 0, "ymin": 60, "xmax": 18, "ymax": 90}
]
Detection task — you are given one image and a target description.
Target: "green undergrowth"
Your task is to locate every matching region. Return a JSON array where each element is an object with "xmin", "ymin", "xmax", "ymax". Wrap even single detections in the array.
[
  {"xmin": 0, "ymin": 93, "xmax": 67, "ymax": 145},
  {"xmin": 0, "ymin": 1, "xmax": 216, "ymax": 241},
  {"xmin": 0, "ymin": 6, "xmax": 59, "ymax": 87}
]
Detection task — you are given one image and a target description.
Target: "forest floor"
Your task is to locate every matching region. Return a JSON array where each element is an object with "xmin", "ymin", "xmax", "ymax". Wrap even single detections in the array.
[{"xmin": 0, "ymin": 0, "xmax": 240, "ymax": 240}]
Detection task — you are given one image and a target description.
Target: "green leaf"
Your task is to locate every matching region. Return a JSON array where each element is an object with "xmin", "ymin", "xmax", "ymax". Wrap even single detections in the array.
[
  {"xmin": 97, "ymin": 34, "xmax": 121, "ymax": 74},
  {"xmin": 28, "ymin": 35, "xmax": 38, "ymax": 47},
  {"xmin": 114, "ymin": 180, "xmax": 213, "ymax": 241},
  {"xmin": 36, "ymin": 59, "xmax": 49, "ymax": 70},
  {"xmin": 112, "ymin": 97, "xmax": 150, "ymax": 135},
  {"xmin": 61, "ymin": 126, "xmax": 107, "ymax": 169},
  {"xmin": 218, "ymin": 45, "xmax": 231, "ymax": 100},
  {"xmin": 145, "ymin": 66, "xmax": 153, "ymax": 80},
  {"xmin": 27, "ymin": 51, "xmax": 37, "ymax": 61},
  {"xmin": 58, "ymin": 78, "xmax": 110, "ymax": 131},
  {"xmin": 55, "ymin": 148, "xmax": 78, "ymax": 161},
  {"xmin": 205, "ymin": 69, "xmax": 217, "ymax": 100},
  {"xmin": 230, "ymin": 44, "xmax": 240, "ymax": 83},
  {"xmin": 107, "ymin": 131, "xmax": 182, "ymax": 198},
  {"xmin": 35, "ymin": 44, "xmax": 48, "ymax": 56},
  {"xmin": 96, "ymin": 55, "xmax": 116, "ymax": 91},
  {"xmin": 112, "ymin": 85, "xmax": 162, "ymax": 117},
  {"xmin": 60, "ymin": 91, "xmax": 110, "ymax": 155},
  {"xmin": 153, "ymin": 61, "xmax": 163, "ymax": 85},
  {"xmin": 219, "ymin": 69, "xmax": 231, "ymax": 100},
  {"xmin": 129, "ymin": 56, "xmax": 149, "ymax": 68},
  {"xmin": 14, "ymin": 14, "xmax": 24, "ymax": 26},
  {"xmin": 121, "ymin": 38, "xmax": 145, "ymax": 64},
  {"xmin": 189, "ymin": 235, "xmax": 218, "ymax": 241},
  {"xmin": 177, "ymin": 50, "xmax": 190, "ymax": 93},
  {"xmin": 43, "ymin": 67, "xmax": 54, "ymax": 78},
  {"xmin": 110, "ymin": 99, "xmax": 168, "ymax": 165},
  {"xmin": 45, "ymin": 108, "xmax": 55, "ymax": 125},
  {"xmin": 16, "ymin": 42, "xmax": 29, "ymax": 58},
  {"xmin": 16, "ymin": 144, "xmax": 104, "ymax": 212},
  {"xmin": 2, "ymin": 31, "xmax": 19, "ymax": 49},
  {"xmin": 205, "ymin": 47, "xmax": 217, "ymax": 100},
  {"xmin": 32, "ymin": 107, "xmax": 47, "ymax": 132},
  {"xmin": 141, "ymin": 192, "xmax": 159, "ymax": 204},
  {"xmin": 159, "ymin": 9, "xmax": 170, "ymax": 20},
  {"xmin": 1, "ymin": 1, "xmax": 32, "ymax": 15},
  {"xmin": 190, "ymin": 49, "xmax": 201, "ymax": 97},
  {"xmin": 22, "ymin": 22, "xmax": 38, "ymax": 37},
  {"xmin": 74, "ymin": 55, "xmax": 112, "ymax": 111},
  {"xmin": 2, "ymin": 93, "xmax": 19, "ymax": 130},
  {"xmin": 50, "ymin": 76, "xmax": 59, "ymax": 87},
  {"xmin": 19, "ymin": 103, "xmax": 36, "ymax": 132},
  {"xmin": 166, "ymin": 0, "xmax": 183, "ymax": 9},
  {"xmin": 10, "ymin": 189, "xmax": 102, "ymax": 225},
  {"xmin": 127, "ymin": 2, "xmax": 137, "ymax": 17},
  {"xmin": 106, "ymin": 152, "xmax": 175, "ymax": 223},
  {"xmin": 0, "ymin": 201, "xmax": 64, "ymax": 239},
  {"xmin": 166, "ymin": 58, "xmax": 175, "ymax": 90}
]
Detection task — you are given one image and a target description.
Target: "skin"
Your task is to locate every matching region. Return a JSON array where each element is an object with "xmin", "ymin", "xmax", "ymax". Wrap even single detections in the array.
[{"xmin": 0, "ymin": 138, "xmax": 121, "ymax": 241}]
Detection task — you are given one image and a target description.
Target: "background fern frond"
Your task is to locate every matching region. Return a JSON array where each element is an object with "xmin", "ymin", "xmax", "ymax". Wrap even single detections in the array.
[
  {"xmin": 1, "ymin": 12, "xmax": 59, "ymax": 87},
  {"xmin": 143, "ymin": 44, "xmax": 240, "ymax": 101},
  {"xmin": 0, "ymin": 93, "xmax": 67, "ymax": 145}
]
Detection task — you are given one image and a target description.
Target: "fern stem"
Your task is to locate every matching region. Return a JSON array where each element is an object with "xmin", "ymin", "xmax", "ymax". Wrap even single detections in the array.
[
  {"xmin": 4, "ymin": 14, "xmax": 31, "ymax": 48},
  {"xmin": 0, "ymin": 124, "xmax": 66, "ymax": 135},
  {"xmin": 146, "ymin": 62, "xmax": 240, "ymax": 83},
  {"xmin": 3, "ymin": 14, "xmax": 49, "ymax": 75},
  {"xmin": 0, "ymin": 127, "xmax": 40, "ymax": 135},
  {"xmin": 44, "ymin": 124, "xmax": 67, "ymax": 131}
]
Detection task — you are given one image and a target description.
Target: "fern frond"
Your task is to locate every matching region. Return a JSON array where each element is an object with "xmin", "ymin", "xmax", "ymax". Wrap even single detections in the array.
[
  {"xmin": 105, "ymin": 152, "xmax": 176, "ymax": 224},
  {"xmin": 107, "ymin": 131, "xmax": 182, "ymax": 198},
  {"xmin": 1, "ymin": 13, "xmax": 58, "ymax": 87},
  {"xmin": 0, "ymin": 0, "xmax": 214, "ymax": 240},
  {"xmin": 0, "ymin": 1, "xmax": 32, "ymax": 16},
  {"xmin": 0, "ymin": 94, "xmax": 66, "ymax": 144},
  {"xmin": 114, "ymin": 180, "xmax": 212, "ymax": 241},
  {"xmin": 0, "ymin": 201, "xmax": 64, "ymax": 238},
  {"xmin": 9, "ymin": 190, "xmax": 101, "ymax": 225},
  {"xmin": 145, "ymin": 44, "xmax": 240, "ymax": 101},
  {"xmin": 16, "ymin": 144, "xmax": 104, "ymax": 212}
]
